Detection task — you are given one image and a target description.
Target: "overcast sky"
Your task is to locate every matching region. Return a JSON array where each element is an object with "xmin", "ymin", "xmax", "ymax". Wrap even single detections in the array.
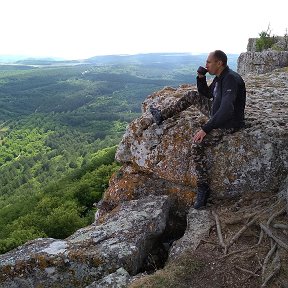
[{"xmin": 1, "ymin": 0, "xmax": 287, "ymax": 59}]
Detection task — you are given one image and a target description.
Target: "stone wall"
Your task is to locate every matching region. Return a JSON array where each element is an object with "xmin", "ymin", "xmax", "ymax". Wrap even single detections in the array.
[{"xmin": 237, "ymin": 51, "xmax": 288, "ymax": 75}]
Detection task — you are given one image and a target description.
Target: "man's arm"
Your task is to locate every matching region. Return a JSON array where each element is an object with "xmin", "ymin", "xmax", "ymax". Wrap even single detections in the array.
[
  {"xmin": 202, "ymin": 74, "xmax": 238, "ymax": 133},
  {"xmin": 196, "ymin": 75, "xmax": 210, "ymax": 98}
]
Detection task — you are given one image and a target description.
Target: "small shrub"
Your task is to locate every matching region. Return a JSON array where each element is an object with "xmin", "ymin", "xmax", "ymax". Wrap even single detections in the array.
[{"xmin": 255, "ymin": 25, "xmax": 277, "ymax": 52}]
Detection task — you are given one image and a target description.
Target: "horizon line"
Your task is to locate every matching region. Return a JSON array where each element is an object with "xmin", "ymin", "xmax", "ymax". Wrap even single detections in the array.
[{"xmin": 0, "ymin": 51, "xmax": 241, "ymax": 62}]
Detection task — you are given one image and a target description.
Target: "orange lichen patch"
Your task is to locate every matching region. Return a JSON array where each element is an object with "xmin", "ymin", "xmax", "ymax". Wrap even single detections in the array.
[
  {"xmin": 104, "ymin": 171, "xmax": 145, "ymax": 203},
  {"xmin": 91, "ymin": 256, "xmax": 105, "ymax": 267},
  {"xmin": 129, "ymin": 121, "xmax": 140, "ymax": 134},
  {"xmin": 3, "ymin": 259, "xmax": 36, "ymax": 277},
  {"xmin": 138, "ymin": 117, "xmax": 152, "ymax": 128},
  {"xmin": 167, "ymin": 186, "xmax": 196, "ymax": 206},
  {"xmin": 227, "ymin": 173, "xmax": 237, "ymax": 182},
  {"xmin": 32, "ymin": 254, "xmax": 66, "ymax": 271},
  {"xmin": 68, "ymin": 250, "xmax": 84, "ymax": 262},
  {"xmin": 35, "ymin": 254, "xmax": 49, "ymax": 270},
  {"xmin": 0, "ymin": 265, "xmax": 14, "ymax": 279},
  {"xmin": 68, "ymin": 249, "xmax": 105, "ymax": 267},
  {"xmin": 184, "ymin": 174, "xmax": 197, "ymax": 187},
  {"xmin": 94, "ymin": 214, "xmax": 107, "ymax": 225}
]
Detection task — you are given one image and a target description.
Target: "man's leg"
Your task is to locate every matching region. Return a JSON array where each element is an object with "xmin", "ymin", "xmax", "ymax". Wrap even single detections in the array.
[
  {"xmin": 192, "ymin": 141, "xmax": 210, "ymax": 209},
  {"xmin": 150, "ymin": 91, "xmax": 212, "ymax": 124},
  {"xmin": 192, "ymin": 129, "xmax": 233, "ymax": 209}
]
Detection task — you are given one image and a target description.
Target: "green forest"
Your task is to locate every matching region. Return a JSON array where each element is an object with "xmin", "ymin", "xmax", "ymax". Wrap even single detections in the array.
[{"xmin": 0, "ymin": 53, "xmax": 238, "ymax": 254}]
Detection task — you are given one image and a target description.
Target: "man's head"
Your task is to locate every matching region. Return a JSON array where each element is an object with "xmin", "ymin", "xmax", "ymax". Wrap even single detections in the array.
[{"xmin": 206, "ymin": 50, "xmax": 227, "ymax": 76}]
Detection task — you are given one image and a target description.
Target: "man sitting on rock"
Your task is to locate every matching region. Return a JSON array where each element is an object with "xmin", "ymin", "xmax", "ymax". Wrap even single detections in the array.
[{"xmin": 150, "ymin": 50, "xmax": 246, "ymax": 209}]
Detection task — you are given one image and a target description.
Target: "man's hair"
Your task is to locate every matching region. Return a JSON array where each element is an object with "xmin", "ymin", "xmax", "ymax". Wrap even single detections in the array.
[{"xmin": 213, "ymin": 50, "xmax": 227, "ymax": 66}]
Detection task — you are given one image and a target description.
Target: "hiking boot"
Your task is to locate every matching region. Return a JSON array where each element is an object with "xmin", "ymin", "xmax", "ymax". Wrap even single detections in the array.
[
  {"xmin": 150, "ymin": 105, "xmax": 164, "ymax": 125},
  {"xmin": 193, "ymin": 183, "xmax": 211, "ymax": 209}
]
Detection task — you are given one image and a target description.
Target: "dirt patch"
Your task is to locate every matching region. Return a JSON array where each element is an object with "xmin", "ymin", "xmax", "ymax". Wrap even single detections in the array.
[{"xmin": 129, "ymin": 191, "xmax": 288, "ymax": 288}]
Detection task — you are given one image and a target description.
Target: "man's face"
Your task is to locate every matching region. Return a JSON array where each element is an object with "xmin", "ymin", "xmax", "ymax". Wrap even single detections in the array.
[{"xmin": 205, "ymin": 53, "xmax": 223, "ymax": 76}]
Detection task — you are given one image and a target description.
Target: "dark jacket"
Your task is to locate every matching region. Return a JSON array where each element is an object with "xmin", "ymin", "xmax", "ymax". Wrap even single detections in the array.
[{"xmin": 197, "ymin": 66, "xmax": 246, "ymax": 133}]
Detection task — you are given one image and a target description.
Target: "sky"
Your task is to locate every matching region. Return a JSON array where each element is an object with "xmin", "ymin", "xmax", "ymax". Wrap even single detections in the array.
[{"xmin": 0, "ymin": 0, "xmax": 287, "ymax": 60}]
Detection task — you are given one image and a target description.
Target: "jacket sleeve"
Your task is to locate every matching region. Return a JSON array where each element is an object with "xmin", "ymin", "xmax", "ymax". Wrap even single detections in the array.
[
  {"xmin": 196, "ymin": 76, "xmax": 211, "ymax": 98},
  {"xmin": 202, "ymin": 74, "xmax": 238, "ymax": 133}
]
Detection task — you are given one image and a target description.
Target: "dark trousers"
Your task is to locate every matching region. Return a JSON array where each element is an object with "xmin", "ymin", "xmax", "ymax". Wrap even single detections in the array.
[
  {"xmin": 161, "ymin": 90, "xmax": 212, "ymax": 119},
  {"xmin": 161, "ymin": 90, "xmax": 235, "ymax": 187}
]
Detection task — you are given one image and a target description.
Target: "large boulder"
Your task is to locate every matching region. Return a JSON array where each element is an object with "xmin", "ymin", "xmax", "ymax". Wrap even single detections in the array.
[
  {"xmin": 102, "ymin": 70, "xmax": 288, "ymax": 212},
  {"xmin": 0, "ymin": 196, "xmax": 170, "ymax": 288}
]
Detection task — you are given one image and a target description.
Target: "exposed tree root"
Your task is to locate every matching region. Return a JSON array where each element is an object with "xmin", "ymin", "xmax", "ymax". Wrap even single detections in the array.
[
  {"xmin": 261, "ymin": 250, "xmax": 281, "ymax": 287},
  {"xmin": 273, "ymin": 223, "xmax": 288, "ymax": 230},
  {"xmin": 212, "ymin": 210, "xmax": 227, "ymax": 253},
  {"xmin": 211, "ymin": 198, "xmax": 287, "ymax": 287},
  {"xmin": 235, "ymin": 265, "xmax": 260, "ymax": 277},
  {"xmin": 218, "ymin": 245, "xmax": 257, "ymax": 260},
  {"xmin": 267, "ymin": 207, "xmax": 286, "ymax": 226},
  {"xmin": 262, "ymin": 242, "xmax": 277, "ymax": 276},
  {"xmin": 260, "ymin": 223, "xmax": 288, "ymax": 251},
  {"xmin": 226, "ymin": 215, "xmax": 259, "ymax": 252}
]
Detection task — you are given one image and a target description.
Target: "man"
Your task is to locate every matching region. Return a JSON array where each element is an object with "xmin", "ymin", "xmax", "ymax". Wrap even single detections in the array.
[{"xmin": 150, "ymin": 50, "xmax": 246, "ymax": 209}]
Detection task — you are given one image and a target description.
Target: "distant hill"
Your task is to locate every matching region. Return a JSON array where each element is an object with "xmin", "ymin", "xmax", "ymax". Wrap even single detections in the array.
[
  {"xmin": 86, "ymin": 52, "xmax": 239, "ymax": 69},
  {"xmin": 86, "ymin": 53, "xmax": 208, "ymax": 64},
  {"xmin": 0, "ymin": 53, "xmax": 239, "ymax": 70},
  {"xmin": 0, "ymin": 55, "xmax": 66, "ymax": 64}
]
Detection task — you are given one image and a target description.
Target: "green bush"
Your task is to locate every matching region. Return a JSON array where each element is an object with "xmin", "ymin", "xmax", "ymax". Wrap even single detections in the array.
[{"xmin": 255, "ymin": 27, "xmax": 277, "ymax": 52}]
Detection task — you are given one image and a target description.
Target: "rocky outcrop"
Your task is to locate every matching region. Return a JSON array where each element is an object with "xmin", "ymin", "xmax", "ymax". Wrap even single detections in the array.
[
  {"xmin": 237, "ymin": 51, "xmax": 288, "ymax": 75},
  {"xmin": 102, "ymin": 70, "xmax": 288, "ymax": 214},
  {"xmin": 0, "ymin": 196, "xmax": 169, "ymax": 288},
  {"xmin": 246, "ymin": 36, "xmax": 288, "ymax": 53},
  {"xmin": 238, "ymin": 36, "xmax": 288, "ymax": 75}
]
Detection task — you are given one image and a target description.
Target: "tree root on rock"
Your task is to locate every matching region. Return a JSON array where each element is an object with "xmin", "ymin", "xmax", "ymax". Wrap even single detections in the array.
[
  {"xmin": 261, "ymin": 250, "xmax": 281, "ymax": 288},
  {"xmin": 260, "ymin": 223, "xmax": 288, "ymax": 251},
  {"xmin": 212, "ymin": 211, "xmax": 227, "ymax": 254},
  {"xmin": 209, "ymin": 198, "xmax": 287, "ymax": 287},
  {"xmin": 235, "ymin": 265, "xmax": 260, "ymax": 277}
]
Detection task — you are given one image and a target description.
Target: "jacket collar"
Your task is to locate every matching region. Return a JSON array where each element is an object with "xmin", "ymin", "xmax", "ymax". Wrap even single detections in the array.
[{"xmin": 217, "ymin": 66, "xmax": 230, "ymax": 80}]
